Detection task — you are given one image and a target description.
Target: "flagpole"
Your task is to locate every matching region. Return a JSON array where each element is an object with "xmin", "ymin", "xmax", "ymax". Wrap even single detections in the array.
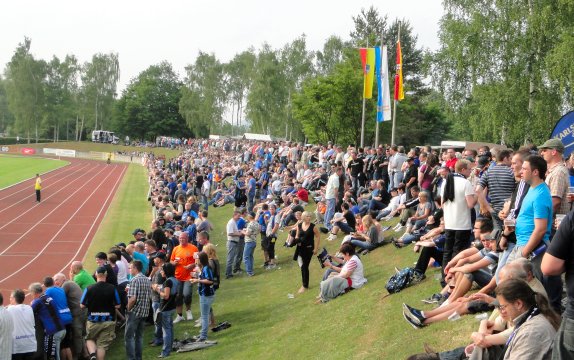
[
  {"xmin": 375, "ymin": 33, "xmax": 384, "ymax": 148},
  {"xmin": 391, "ymin": 23, "xmax": 401, "ymax": 146},
  {"xmin": 360, "ymin": 39, "xmax": 369, "ymax": 148}
]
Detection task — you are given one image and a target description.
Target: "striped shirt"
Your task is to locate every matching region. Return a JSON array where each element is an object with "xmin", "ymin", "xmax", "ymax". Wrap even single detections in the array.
[{"xmin": 479, "ymin": 164, "xmax": 515, "ymax": 212}]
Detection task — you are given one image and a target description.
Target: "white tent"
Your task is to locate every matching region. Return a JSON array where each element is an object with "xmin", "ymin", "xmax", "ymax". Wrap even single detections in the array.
[{"xmin": 243, "ymin": 133, "xmax": 272, "ymax": 141}]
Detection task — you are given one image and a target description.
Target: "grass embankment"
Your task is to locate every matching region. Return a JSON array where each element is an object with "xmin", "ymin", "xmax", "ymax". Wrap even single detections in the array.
[
  {"xmin": 83, "ymin": 164, "xmax": 152, "ymax": 272},
  {"xmin": 0, "ymin": 154, "xmax": 68, "ymax": 189},
  {"xmin": 95, "ymin": 186, "xmax": 478, "ymax": 359}
]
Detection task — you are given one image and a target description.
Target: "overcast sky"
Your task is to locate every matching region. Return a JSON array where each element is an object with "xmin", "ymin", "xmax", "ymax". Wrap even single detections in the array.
[{"xmin": 1, "ymin": 0, "xmax": 444, "ymax": 92}]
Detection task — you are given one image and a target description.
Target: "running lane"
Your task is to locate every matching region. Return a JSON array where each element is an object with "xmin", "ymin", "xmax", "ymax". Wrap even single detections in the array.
[{"xmin": 0, "ymin": 158, "xmax": 127, "ymax": 299}]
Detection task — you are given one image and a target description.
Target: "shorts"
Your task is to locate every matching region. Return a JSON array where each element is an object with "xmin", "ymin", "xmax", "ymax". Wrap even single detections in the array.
[
  {"xmin": 464, "ymin": 269, "xmax": 493, "ymax": 288},
  {"xmin": 467, "ymin": 300, "xmax": 494, "ymax": 314},
  {"xmin": 60, "ymin": 324, "xmax": 73, "ymax": 348},
  {"xmin": 86, "ymin": 321, "xmax": 116, "ymax": 350},
  {"xmin": 261, "ymin": 233, "xmax": 270, "ymax": 251}
]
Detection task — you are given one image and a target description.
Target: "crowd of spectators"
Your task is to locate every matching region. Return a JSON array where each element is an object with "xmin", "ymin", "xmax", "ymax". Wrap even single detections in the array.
[{"xmin": 3, "ymin": 136, "xmax": 574, "ymax": 360}]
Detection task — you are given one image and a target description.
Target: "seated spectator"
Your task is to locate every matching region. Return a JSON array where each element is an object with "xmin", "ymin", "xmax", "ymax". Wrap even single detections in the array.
[
  {"xmin": 316, "ymin": 243, "xmax": 367, "ymax": 303},
  {"xmin": 398, "ymin": 191, "xmax": 432, "ymax": 240},
  {"xmin": 327, "ymin": 203, "xmax": 356, "ymax": 241},
  {"xmin": 343, "ymin": 215, "xmax": 383, "ymax": 255},
  {"xmin": 391, "ymin": 186, "xmax": 421, "ymax": 232},
  {"xmin": 402, "ymin": 258, "xmax": 546, "ymax": 330},
  {"xmin": 375, "ymin": 186, "xmax": 404, "ymax": 221},
  {"xmin": 393, "ymin": 207, "xmax": 443, "ymax": 248}
]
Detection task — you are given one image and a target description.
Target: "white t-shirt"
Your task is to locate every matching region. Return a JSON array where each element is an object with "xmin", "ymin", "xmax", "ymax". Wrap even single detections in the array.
[
  {"xmin": 116, "ymin": 259, "xmax": 129, "ymax": 284},
  {"xmin": 442, "ymin": 176, "xmax": 474, "ymax": 230},
  {"xmin": 271, "ymin": 179, "xmax": 282, "ymax": 193},
  {"xmin": 227, "ymin": 218, "xmax": 240, "ymax": 242},
  {"xmin": 345, "ymin": 255, "xmax": 367, "ymax": 289},
  {"xmin": 0, "ymin": 306, "xmax": 15, "ymax": 357},
  {"xmin": 325, "ymin": 173, "xmax": 340, "ymax": 200},
  {"xmin": 6, "ymin": 304, "xmax": 35, "ymax": 354}
]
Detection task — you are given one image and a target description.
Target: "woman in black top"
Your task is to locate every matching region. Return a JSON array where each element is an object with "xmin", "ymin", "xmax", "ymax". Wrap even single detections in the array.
[
  {"xmin": 293, "ymin": 211, "xmax": 320, "ymax": 294},
  {"xmin": 158, "ymin": 263, "xmax": 177, "ymax": 358}
]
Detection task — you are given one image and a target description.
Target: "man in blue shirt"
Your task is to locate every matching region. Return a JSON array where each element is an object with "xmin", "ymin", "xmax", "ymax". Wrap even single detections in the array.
[{"xmin": 506, "ymin": 155, "xmax": 552, "ymax": 285}]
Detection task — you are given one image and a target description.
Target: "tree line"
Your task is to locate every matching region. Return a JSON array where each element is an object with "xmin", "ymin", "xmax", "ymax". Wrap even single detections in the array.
[{"xmin": 1, "ymin": 4, "xmax": 572, "ymax": 148}]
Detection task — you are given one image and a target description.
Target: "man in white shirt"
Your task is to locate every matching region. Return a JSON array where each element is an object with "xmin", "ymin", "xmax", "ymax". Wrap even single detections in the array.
[
  {"xmin": 225, "ymin": 211, "xmax": 243, "ymax": 279},
  {"xmin": 7, "ymin": 289, "xmax": 36, "ymax": 358},
  {"xmin": 325, "ymin": 167, "xmax": 343, "ymax": 231},
  {"xmin": 1, "ymin": 292, "xmax": 15, "ymax": 359}
]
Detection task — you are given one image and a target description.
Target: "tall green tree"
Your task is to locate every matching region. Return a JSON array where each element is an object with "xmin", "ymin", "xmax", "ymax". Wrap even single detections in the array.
[
  {"xmin": 4, "ymin": 38, "xmax": 46, "ymax": 143},
  {"xmin": 225, "ymin": 50, "xmax": 256, "ymax": 133},
  {"xmin": 114, "ymin": 62, "xmax": 187, "ymax": 141},
  {"xmin": 81, "ymin": 53, "xmax": 120, "ymax": 132},
  {"xmin": 179, "ymin": 52, "xmax": 225, "ymax": 138},
  {"xmin": 44, "ymin": 55, "xmax": 79, "ymax": 141},
  {"xmin": 316, "ymin": 36, "xmax": 346, "ymax": 75},
  {"xmin": 432, "ymin": 0, "xmax": 565, "ymax": 146},
  {"xmin": 281, "ymin": 35, "xmax": 315, "ymax": 140},
  {"xmin": 0, "ymin": 77, "xmax": 15, "ymax": 135},
  {"xmin": 246, "ymin": 44, "xmax": 288, "ymax": 135}
]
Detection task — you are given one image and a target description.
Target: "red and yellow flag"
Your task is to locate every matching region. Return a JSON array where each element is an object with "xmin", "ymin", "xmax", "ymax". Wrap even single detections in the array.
[
  {"xmin": 363, "ymin": 48, "xmax": 375, "ymax": 99},
  {"xmin": 394, "ymin": 41, "xmax": 404, "ymax": 101}
]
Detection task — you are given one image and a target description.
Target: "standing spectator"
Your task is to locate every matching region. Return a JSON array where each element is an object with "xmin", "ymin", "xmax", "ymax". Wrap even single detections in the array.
[
  {"xmin": 29, "ymin": 282, "xmax": 66, "ymax": 360},
  {"xmin": 203, "ymin": 243, "xmax": 220, "ymax": 328},
  {"xmin": 200, "ymin": 173, "xmax": 210, "ymax": 211},
  {"xmin": 444, "ymin": 148, "xmax": 458, "ymax": 171},
  {"xmin": 324, "ymin": 167, "xmax": 342, "ymax": 232},
  {"xmin": 43, "ymin": 276, "xmax": 73, "ymax": 360},
  {"xmin": 543, "ymin": 210, "xmax": 574, "ymax": 359},
  {"xmin": 81, "ymin": 267, "xmax": 121, "ymax": 360},
  {"xmin": 234, "ymin": 208, "xmax": 247, "ymax": 275},
  {"xmin": 243, "ymin": 212, "xmax": 260, "ymax": 276},
  {"xmin": 264, "ymin": 204, "xmax": 280, "ymax": 270},
  {"xmin": 150, "ymin": 253, "xmax": 167, "ymax": 347},
  {"xmin": 540, "ymin": 138, "xmax": 570, "ymax": 217},
  {"xmin": 441, "ymin": 159, "xmax": 477, "ymax": 283},
  {"xmin": 246, "ymin": 172, "xmax": 257, "ymax": 212},
  {"xmin": 476, "ymin": 149, "xmax": 515, "ymax": 229},
  {"xmin": 69, "ymin": 261, "xmax": 95, "ymax": 290},
  {"xmin": 35, "ymin": 173, "xmax": 42, "ymax": 202},
  {"xmin": 348, "ymin": 150, "xmax": 365, "ymax": 196},
  {"xmin": 94, "ymin": 253, "xmax": 118, "ymax": 286},
  {"xmin": 125, "ymin": 260, "xmax": 152, "ymax": 360},
  {"xmin": 506, "ymin": 155, "xmax": 552, "ymax": 281},
  {"xmin": 293, "ymin": 211, "xmax": 320, "ymax": 294},
  {"xmin": 7, "ymin": 289, "xmax": 36, "ymax": 359},
  {"xmin": 170, "ymin": 232, "xmax": 197, "ymax": 323},
  {"xmin": 157, "ymin": 263, "xmax": 178, "ymax": 358},
  {"xmin": 225, "ymin": 211, "xmax": 243, "ymax": 278},
  {"xmin": 1, "ymin": 292, "xmax": 15, "ymax": 359},
  {"xmin": 53, "ymin": 273, "xmax": 86, "ymax": 360},
  {"xmin": 190, "ymin": 252, "xmax": 216, "ymax": 342}
]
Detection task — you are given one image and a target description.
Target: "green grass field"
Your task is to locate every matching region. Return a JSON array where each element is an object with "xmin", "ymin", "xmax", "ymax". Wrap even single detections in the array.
[
  {"xmin": 25, "ymin": 141, "xmax": 182, "ymax": 160},
  {"xmin": 0, "ymin": 145, "xmax": 480, "ymax": 360},
  {"xmin": 0, "ymin": 155, "xmax": 68, "ymax": 189}
]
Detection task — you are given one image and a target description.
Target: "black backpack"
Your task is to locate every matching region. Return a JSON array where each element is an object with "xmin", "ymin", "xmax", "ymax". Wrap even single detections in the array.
[{"xmin": 385, "ymin": 267, "xmax": 414, "ymax": 294}]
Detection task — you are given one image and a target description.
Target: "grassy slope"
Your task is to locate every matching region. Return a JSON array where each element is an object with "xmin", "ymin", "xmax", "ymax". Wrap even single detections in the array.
[
  {"xmin": 82, "ymin": 164, "xmax": 152, "ymax": 272},
  {"xmin": 0, "ymin": 154, "xmax": 68, "ymax": 188},
  {"xmin": 100, "ymin": 202, "xmax": 477, "ymax": 360}
]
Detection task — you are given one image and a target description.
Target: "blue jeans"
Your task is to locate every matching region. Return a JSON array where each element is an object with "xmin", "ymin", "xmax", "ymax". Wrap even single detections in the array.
[
  {"xmin": 226, "ymin": 240, "xmax": 239, "ymax": 277},
  {"xmin": 160, "ymin": 309, "xmax": 175, "ymax": 356},
  {"xmin": 324, "ymin": 198, "xmax": 336, "ymax": 230},
  {"xmin": 247, "ymin": 194, "xmax": 255, "ymax": 212},
  {"xmin": 199, "ymin": 295, "xmax": 215, "ymax": 340},
  {"xmin": 152, "ymin": 301, "xmax": 163, "ymax": 345},
  {"xmin": 202, "ymin": 195, "xmax": 209, "ymax": 210},
  {"xmin": 52, "ymin": 329, "xmax": 66, "ymax": 360},
  {"xmin": 125, "ymin": 313, "xmax": 147, "ymax": 360},
  {"xmin": 243, "ymin": 241, "xmax": 257, "ymax": 275},
  {"xmin": 350, "ymin": 239, "xmax": 376, "ymax": 251},
  {"xmin": 495, "ymin": 242, "xmax": 516, "ymax": 283}
]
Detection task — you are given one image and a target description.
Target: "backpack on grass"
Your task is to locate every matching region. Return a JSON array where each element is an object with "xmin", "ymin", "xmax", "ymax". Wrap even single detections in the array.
[{"xmin": 385, "ymin": 267, "xmax": 414, "ymax": 294}]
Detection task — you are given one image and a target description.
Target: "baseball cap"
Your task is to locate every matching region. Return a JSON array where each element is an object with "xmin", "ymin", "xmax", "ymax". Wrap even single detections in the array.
[
  {"xmin": 115, "ymin": 242, "xmax": 127, "ymax": 248},
  {"xmin": 539, "ymin": 138, "xmax": 565, "ymax": 153},
  {"xmin": 96, "ymin": 266, "xmax": 107, "ymax": 274},
  {"xmin": 132, "ymin": 228, "xmax": 144, "ymax": 236}
]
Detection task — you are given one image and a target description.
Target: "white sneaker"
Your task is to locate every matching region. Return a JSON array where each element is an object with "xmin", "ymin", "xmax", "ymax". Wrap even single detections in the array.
[
  {"xmin": 186, "ymin": 310, "xmax": 193, "ymax": 321},
  {"xmin": 173, "ymin": 315, "xmax": 184, "ymax": 324},
  {"xmin": 327, "ymin": 234, "xmax": 336, "ymax": 241}
]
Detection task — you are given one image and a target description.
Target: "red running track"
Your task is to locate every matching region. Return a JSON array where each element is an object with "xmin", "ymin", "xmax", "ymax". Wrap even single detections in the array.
[{"xmin": 0, "ymin": 158, "xmax": 127, "ymax": 301}]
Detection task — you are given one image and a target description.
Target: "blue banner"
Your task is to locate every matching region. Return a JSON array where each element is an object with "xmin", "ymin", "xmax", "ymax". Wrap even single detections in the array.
[
  {"xmin": 551, "ymin": 111, "xmax": 574, "ymax": 157},
  {"xmin": 375, "ymin": 47, "xmax": 383, "ymax": 123}
]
